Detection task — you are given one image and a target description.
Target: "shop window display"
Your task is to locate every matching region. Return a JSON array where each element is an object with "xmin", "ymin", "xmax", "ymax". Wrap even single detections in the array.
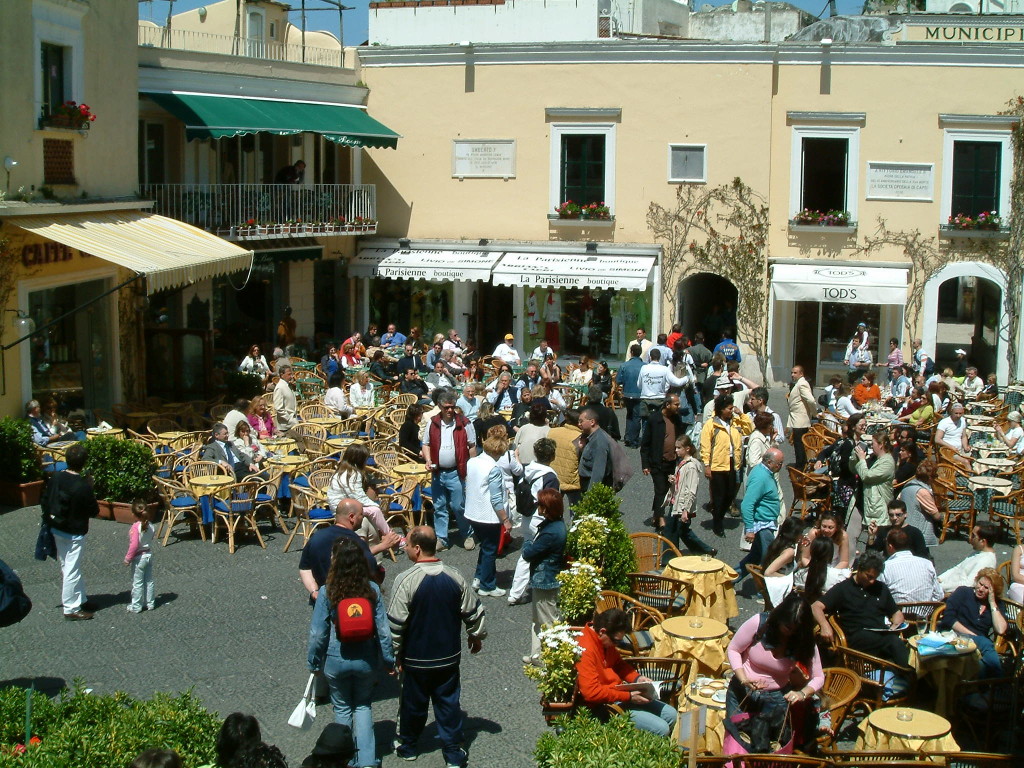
[
  {"xmin": 819, "ymin": 302, "xmax": 880, "ymax": 365},
  {"xmin": 521, "ymin": 286, "xmax": 651, "ymax": 359}
]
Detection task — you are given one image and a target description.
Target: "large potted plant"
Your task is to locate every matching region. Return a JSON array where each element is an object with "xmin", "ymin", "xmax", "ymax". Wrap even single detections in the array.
[
  {"xmin": 84, "ymin": 436, "xmax": 158, "ymax": 523},
  {"xmin": 0, "ymin": 418, "xmax": 44, "ymax": 508},
  {"xmin": 567, "ymin": 485, "xmax": 637, "ymax": 593},
  {"xmin": 524, "ymin": 623, "xmax": 584, "ymax": 721}
]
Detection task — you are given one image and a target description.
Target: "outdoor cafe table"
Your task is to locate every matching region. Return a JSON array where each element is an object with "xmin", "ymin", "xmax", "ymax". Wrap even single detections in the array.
[
  {"xmin": 856, "ymin": 707, "xmax": 959, "ymax": 753},
  {"xmin": 675, "ymin": 678, "xmax": 728, "ymax": 752},
  {"xmin": 967, "ymin": 475, "xmax": 1013, "ymax": 517},
  {"xmin": 973, "ymin": 456, "xmax": 1015, "ymax": 476},
  {"xmin": 907, "ymin": 635, "xmax": 979, "ymax": 718},
  {"xmin": 305, "ymin": 416, "xmax": 344, "ymax": 432},
  {"xmin": 86, "ymin": 427, "xmax": 124, "ymax": 440},
  {"xmin": 326, "ymin": 436, "xmax": 360, "ymax": 454},
  {"xmin": 262, "ymin": 437, "xmax": 297, "ymax": 455},
  {"xmin": 964, "ymin": 414, "xmax": 995, "ymax": 426},
  {"xmin": 265, "ymin": 454, "xmax": 309, "ymax": 500},
  {"xmin": 393, "ymin": 462, "xmax": 430, "ymax": 480},
  {"xmin": 292, "ymin": 361, "xmax": 318, "ymax": 372},
  {"xmin": 663, "ymin": 556, "xmax": 739, "ymax": 623},
  {"xmin": 189, "ymin": 475, "xmax": 234, "ymax": 525},
  {"xmin": 651, "ymin": 616, "xmax": 731, "ymax": 677}
]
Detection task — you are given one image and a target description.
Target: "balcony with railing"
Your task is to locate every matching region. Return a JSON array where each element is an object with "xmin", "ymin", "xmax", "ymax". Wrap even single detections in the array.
[
  {"xmin": 138, "ymin": 24, "xmax": 345, "ymax": 67},
  {"xmin": 140, "ymin": 184, "xmax": 377, "ymax": 240}
]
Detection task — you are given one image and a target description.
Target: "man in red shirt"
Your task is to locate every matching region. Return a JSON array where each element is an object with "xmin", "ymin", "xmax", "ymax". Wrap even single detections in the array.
[{"xmin": 575, "ymin": 608, "xmax": 678, "ymax": 736}]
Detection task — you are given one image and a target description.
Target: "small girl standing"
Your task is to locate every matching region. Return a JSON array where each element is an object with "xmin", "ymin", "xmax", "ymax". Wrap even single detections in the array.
[{"xmin": 124, "ymin": 499, "xmax": 155, "ymax": 613}]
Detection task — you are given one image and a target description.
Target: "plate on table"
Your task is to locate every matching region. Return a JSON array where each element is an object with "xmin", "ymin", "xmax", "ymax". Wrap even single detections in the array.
[
  {"xmin": 695, "ymin": 677, "xmax": 713, "ymax": 687},
  {"xmin": 712, "ymin": 690, "xmax": 727, "ymax": 704},
  {"xmin": 699, "ymin": 687, "xmax": 716, "ymax": 697},
  {"xmin": 708, "ymin": 680, "xmax": 726, "ymax": 690}
]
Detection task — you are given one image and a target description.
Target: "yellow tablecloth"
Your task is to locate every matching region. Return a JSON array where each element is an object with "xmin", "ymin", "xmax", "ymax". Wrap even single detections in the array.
[
  {"xmin": 674, "ymin": 687, "xmax": 727, "ymax": 753},
  {"xmin": 856, "ymin": 708, "xmax": 959, "ymax": 754},
  {"xmin": 652, "ymin": 617, "xmax": 731, "ymax": 676},
  {"xmin": 908, "ymin": 636, "xmax": 980, "ymax": 718},
  {"xmin": 663, "ymin": 556, "xmax": 739, "ymax": 622}
]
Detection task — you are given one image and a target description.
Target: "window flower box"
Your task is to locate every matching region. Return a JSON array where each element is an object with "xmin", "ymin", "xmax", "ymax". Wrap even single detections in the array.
[
  {"xmin": 939, "ymin": 226, "xmax": 1009, "ymax": 241},
  {"xmin": 788, "ymin": 222, "xmax": 857, "ymax": 235},
  {"xmin": 39, "ymin": 101, "xmax": 96, "ymax": 131},
  {"xmin": 548, "ymin": 214, "xmax": 615, "ymax": 227}
]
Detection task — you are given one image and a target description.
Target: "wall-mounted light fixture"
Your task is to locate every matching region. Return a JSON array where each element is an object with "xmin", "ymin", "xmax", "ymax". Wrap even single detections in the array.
[
  {"xmin": 398, "ymin": 238, "xmax": 411, "ymax": 250},
  {"xmin": 586, "ymin": 242, "xmax": 598, "ymax": 253}
]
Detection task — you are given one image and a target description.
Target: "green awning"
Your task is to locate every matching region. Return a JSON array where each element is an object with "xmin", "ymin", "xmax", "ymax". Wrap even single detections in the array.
[{"xmin": 144, "ymin": 92, "xmax": 400, "ymax": 149}]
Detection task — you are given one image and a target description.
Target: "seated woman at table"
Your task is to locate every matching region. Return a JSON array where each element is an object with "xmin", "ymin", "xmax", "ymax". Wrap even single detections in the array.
[
  {"xmin": 994, "ymin": 411, "xmax": 1024, "ymax": 455},
  {"xmin": 569, "ymin": 356, "xmax": 593, "ymax": 387},
  {"xmin": 540, "ymin": 355, "xmax": 562, "ymax": 384},
  {"xmin": 509, "ymin": 387, "xmax": 535, "ymax": 431},
  {"xmin": 349, "ymin": 372, "xmax": 375, "ymax": 409},
  {"xmin": 981, "ymin": 373, "xmax": 999, "ymax": 397},
  {"xmin": 398, "ymin": 404, "xmax": 425, "ymax": 460},
  {"xmin": 895, "ymin": 387, "xmax": 931, "ymax": 427},
  {"xmin": 893, "ymin": 440, "xmax": 918, "ymax": 486},
  {"xmin": 941, "ymin": 367, "xmax": 965, "ymax": 398},
  {"xmin": 326, "ymin": 444, "xmax": 396, "ymax": 539},
  {"xmin": 800, "ymin": 512, "xmax": 850, "ymax": 570},
  {"xmin": 472, "ymin": 402, "xmax": 511, "ymax": 450},
  {"xmin": 456, "ymin": 384, "xmax": 481, "ymax": 421},
  {"xmin": 928, "ymin": 380, "xmax": 949, "ymax": 415},
  {"xmin": 247, "ymin": 396, "xmax": 276, "ymax": 440},
  {"xmin": 834, "ymin": 384, "xmax": 861, "ymax": 420},
  {"xmin": 758, "ymin": 517, "xmax": 806, "ymax": 603},
  {"xmin": 1007, "ymin": 542, "xmax": 1024, "ymax": 603},
  {"xmin": 725, "ymin": 592, "xmax": 824, "ymax": 753},
  {"xmin": 232, "ymin": 420, "xmax": 265, "ymax": 469},
  {"xmin": 530, "ymin": 384, "xmax": 552, "ymax": 412},
  {"xmin": 239, "ymin": 344, "xmax": 271, "ymax": 380},
  {"xmin": 796, "ymin": 538, "xmax": 838, "ymax": 603},
  {"xmin": 367, "ymin": 350, "xmax": 395, "ymax": 384},
  {"xmin": 576, "ymin": 608, "xmax": 678, "ymax": 737},
  {"xmin": 462, "ymin": 359, "xmax": 486, "ymax": 384},
  {"xmin": 939, "ymin": 567, "xmax": 1008, "ymax": 678},
  {"xmin": 900, "ymin": 460, "xmax": 940, "ymax": 547},
  {"xmin": 852, "ymin": 372, "xmax": 882, "ymax": 409},
  {"xmin": 339, "ymin": 342, "xmax": 362, "ymax": 369},
  {"xmin": 323, "ymin": 373, "xmax": 354, "ymax": 419},
  {"xmin": 593, "ymin": 360, "xmax": 613, "ymax": 396}
]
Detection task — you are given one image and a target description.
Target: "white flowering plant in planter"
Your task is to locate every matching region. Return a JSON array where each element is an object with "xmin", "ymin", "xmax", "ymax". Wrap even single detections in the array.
[
  {"xmin": 523, "ymin": 623, "xmax": 584, "ymax": 703},
  {"xmin": 556, "ymin": 560, "xmax": 603, "ymax": 627},
  {"xmin": 566, "ymin": 513, "xmax": 610, "ymax": 566}
]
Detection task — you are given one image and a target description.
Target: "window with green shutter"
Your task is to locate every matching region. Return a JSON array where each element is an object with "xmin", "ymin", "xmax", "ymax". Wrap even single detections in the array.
[{"xmin": 951, "ymin": 140, "xmax": 1000, "ymax": 218}]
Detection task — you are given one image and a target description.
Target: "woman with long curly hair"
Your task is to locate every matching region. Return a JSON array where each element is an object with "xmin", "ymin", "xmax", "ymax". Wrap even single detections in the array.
[{"xmin": 307, "ymin": 538, "xmax": 394, "ymax": 768}]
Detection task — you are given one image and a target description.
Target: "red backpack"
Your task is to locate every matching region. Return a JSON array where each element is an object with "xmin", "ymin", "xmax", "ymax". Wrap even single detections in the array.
[{"xmin": 336, "ymin": 597, "xmax": 375, "ymax": 642}]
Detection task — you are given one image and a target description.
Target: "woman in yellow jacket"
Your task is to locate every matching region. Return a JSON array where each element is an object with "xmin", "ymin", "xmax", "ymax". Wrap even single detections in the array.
[{"xmin": 699, "ymin": 393, "xmax": 753, "ymax": 537}]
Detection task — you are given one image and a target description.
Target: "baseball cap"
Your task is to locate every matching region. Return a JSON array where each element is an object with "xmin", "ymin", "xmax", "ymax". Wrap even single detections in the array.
[
  {"xmin": 857, "ymin": 322, "xmax": 867, "ymax": 328},
  {"xmin": 955, "ymin": 348, "xmax": 967, "ymax": 355},
  {"xmin": 505, "ymin": 333, "xmax": 514, "ymax": 340}
]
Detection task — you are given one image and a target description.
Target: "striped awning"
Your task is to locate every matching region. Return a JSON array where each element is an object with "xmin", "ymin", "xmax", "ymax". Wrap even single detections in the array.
[{"xmin": 4, "ymin": 210, "xmax": 253, "ymax": 294}]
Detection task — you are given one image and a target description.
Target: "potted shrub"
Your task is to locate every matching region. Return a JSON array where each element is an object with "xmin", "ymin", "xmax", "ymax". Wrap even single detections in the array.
[
  {"xmin": 84, "ymin": 436, "xmax": 158, "ymax": 523},
  {"xmin": 556, "ymin": 561, "xmax": 602, "ymax": 626},
  {"xmin": 535, "ymin": 710, "xmax": 683, "ymax": 767},
  {"xmin": 0, "ymin": 418, "xmax": 43, "ymax": 508},
  {"xmin": 568, "ymin": 484, "xmax": 637, "ymax": 593},
  {"xmin": 524, "ymin": 623, "xmax": 584, "ymax": 721}
]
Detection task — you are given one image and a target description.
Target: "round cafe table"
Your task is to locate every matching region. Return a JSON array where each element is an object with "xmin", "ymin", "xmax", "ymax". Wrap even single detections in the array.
[
  {"xmin": 156, "ymin": 431, "xmax": 188, "ymax": 442},
  {"xmin": 907, "ymin": 635, "xmax": 979, "ymax": 718},
  {"xmin": 663, "ymin": 556, "xmax": 739, "ymax": 623},
  {"xmin": 857, "ymin": 707, "xmax": 958, "ymax": 753},
  {"xmin": 651, "ymin": 616, "xmax": 731, "ymax": 677},
  {"xmin": 189, "ymin": 475, "xmax": 234, "ymax": 525},
  {"xmin": 266, "ymin": 453, "xmax": 310, "ymax": 500},
  {"xmin": 326, "ymin": 436, "xmax": 360, "ymax": 454},
  {"xmin": 967, "ymin": 475, "xmax": 1013, "ymax": 517},
  {"xmin": 305, "ymin": 416, "xmax": 343, "ymax": 430},
  {"xmin": 393, "ymin": 462, "xmax": 430, "ymax": 479},
  {"xmin": 673, "ymin": 679, "xmax": 727, "ymax": 752},
  {"xmin": 262, "ymin": 437, "xmax": 298, "ymax": 455},
  {"xmin": 86, "ymin": 427, "xmax": 124, "ymax": 440},
  {"xmin": 973, "ymin": 456, "xmax": 1015, "ymax": 476}
]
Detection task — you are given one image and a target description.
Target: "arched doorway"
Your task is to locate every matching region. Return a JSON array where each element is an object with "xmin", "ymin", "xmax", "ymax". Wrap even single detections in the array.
[
  {"xmin": 923, "ymin": 262, "xmax": 1008, "ymax": 383},
  {"xmin": 677, "ymin": 273, "xmax": 739, "ymax": 346}
]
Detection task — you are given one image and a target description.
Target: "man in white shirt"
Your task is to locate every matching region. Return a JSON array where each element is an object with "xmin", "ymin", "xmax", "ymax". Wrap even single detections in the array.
[
  {"xmin": 638, "ymin": 349, "xmax": 690, "ymax": 404},
  {"xmin": 647, "ymin": 333, "xmax": 673, "ymax": 367},
  {"xmin": 880, "ymin": 527, "xmax": 944, "ymax": 604},
  {"xmin": 529, "ymin": 339, "xmax": 554, "ymax": 362},
  {"xmin": 442, "ymin": 328, "xmax": 465, "ymax": 356},
  {"xmin": 935, "ymin": 403, "xmax": 970, "ymax": 464},
  {"xmin": 492, "ymin": 333, "xmax": 521, "ymax": 365},
  {"xmin": 273, "ymin": 365, "xmax": 299, "ymax": 432},
  {"xmin": 961, "ymin": 367, "xmax": 984, "ymax": 397},
  {"xmin": 938, "ymin": 523, "xmax": 999, "ymax": 592},
  {"xmin": 628, "ymin": 328, "xmax": 653, "ymax": 363}
]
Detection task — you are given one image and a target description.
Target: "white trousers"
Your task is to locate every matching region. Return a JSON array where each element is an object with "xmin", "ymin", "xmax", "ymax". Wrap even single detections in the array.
[
  {"xmin": 509, "ymin": 513, "xmax": 543, "ymax": 601},
  {"xmin": 129, "ymin": 552, "xmax": 155, "ymax": 611},
  {"xmin": 54, "ymin": 531, "xmax": 87, "ymax": 615}
]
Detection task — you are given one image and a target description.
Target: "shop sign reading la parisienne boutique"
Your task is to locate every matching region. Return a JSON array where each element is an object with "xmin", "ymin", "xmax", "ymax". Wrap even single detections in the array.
[{"xmin": 21, "ymin": 241, "xmax": 91, "ymax": 267}]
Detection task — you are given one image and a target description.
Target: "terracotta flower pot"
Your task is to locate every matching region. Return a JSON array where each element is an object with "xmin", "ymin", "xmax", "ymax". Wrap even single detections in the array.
[
  {"xmin": 0, "ymin": 480, "xmax": 44, "ymax": 509},
  {"xmin": 97, "ymin": 500, "xmax": 160, "ymax": 524}
]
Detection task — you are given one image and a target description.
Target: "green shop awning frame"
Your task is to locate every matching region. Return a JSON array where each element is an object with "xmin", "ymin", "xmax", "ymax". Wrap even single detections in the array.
[{"xmin": 144, "ymin": 92, "xmax": 401, "ymax": 149}]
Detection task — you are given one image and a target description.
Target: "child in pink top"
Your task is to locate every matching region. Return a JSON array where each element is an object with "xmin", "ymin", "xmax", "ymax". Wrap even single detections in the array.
[{"xmin": 124, "ymin": 500, "xmax": 156, "ymax": 613}]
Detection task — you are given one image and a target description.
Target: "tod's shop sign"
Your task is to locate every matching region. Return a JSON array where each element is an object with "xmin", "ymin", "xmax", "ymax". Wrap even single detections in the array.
[{"xmin": 21, "ymin": 241, "xmax": 91, "ymax": 267}]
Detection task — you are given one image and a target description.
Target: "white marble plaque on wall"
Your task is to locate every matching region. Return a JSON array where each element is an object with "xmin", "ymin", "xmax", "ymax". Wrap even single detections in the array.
[
  {"xmin": 866, "ymin": 162, "xmax": 934, "ymax": 201},
  {"xmin": 451, "ymin": 139, "xmax": 516, "ymax": 178}
]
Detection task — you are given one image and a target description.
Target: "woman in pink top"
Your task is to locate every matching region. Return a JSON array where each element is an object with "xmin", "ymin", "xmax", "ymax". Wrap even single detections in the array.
[
  {"xmin": 246, "ymin": 395, "xmax": 275, "ymax": 439},
  {"xmin": 724, "ymin": 593, "xmax": 824, "ymax": 751}
]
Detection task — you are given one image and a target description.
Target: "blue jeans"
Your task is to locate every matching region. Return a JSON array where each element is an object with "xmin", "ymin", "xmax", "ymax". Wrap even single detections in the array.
[
  {"xmin": 624, "ymin": 398, "xmax": 642, "ymax": 447},
  {"xmin": 735, "ymin": 527, "xmax": 776, "ymax": 582},
  {"xmin": 324, "ymin": 653, "xmax": 379, "ymax": 767},
  {"xmin": 966, "ymin": 633, "xmax": 1003, "ymax": 678},
  {"xmin": 397, "ymin": 666, "xmax": 466, "ymax": 767},
  {"xmin": 431, "ymin": 469, "xmax": 470, "ymax": 544},
  {"xmin": 472, "ymin": 522, "xmax": 501, "ymax": 591},
  {"xmin": 627, "ymin": 698, "xmax": 677, "ymax": 737}
]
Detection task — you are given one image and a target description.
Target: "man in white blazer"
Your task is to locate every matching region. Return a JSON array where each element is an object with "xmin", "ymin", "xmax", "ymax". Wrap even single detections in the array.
[{"xmin": 786, "ymin": 364, "xmax": 817, "ymax": 469}]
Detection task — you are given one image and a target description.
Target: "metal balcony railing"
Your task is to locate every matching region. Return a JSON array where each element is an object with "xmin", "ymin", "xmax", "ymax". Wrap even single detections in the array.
[
  {"xmin": 138, "ymin": 25, "xmax": 345, "ymax": 68},
  {"xmin": 140, "ymin": 183, "xmax": 377, "ymax": 239}
]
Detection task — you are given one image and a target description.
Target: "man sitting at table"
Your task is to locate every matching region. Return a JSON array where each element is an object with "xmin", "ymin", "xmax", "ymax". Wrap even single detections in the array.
[
  {"xmin": 812, "ymin": 552, "xmax": 910, "ymax": 669},
  {"xmin": 223, "ymin": 398, "xmax": 250, "ymax": 439},
  {"xmin": 935, "ymin": 403, "xmax": 971, "ymax": 469},
  {"xmin": 426, "ymin": 360, "xmax": 457, "ymax": 391},
  {"xmin": 396, "ymin": 342, "xmax": 429, "ymax": 377},
  {"xmin": 380, "ymin": 323, "xmax": 406, "ymax": 351},
  {"xmin": 879, "ymin": 527, "xmax": 943, "ymax": 606},
  {"xmin": 961, "ymin": 367, "xmax": 984, "ymax": 398},
  {"xmin": 400, "ymin": 366, "xmax": 431, "ymax": 405},
  {"xmin": 576, "ymin": 608, "xmax": 678, "ymax": 737},
  {"xmin": 26, "ymin": 399, "xmax": 78, "ymax": 445},
  {"xmin": 866, "ymin": 500, "xmax": 929, "ymax": 560},
  {"xmin": 487, "ymin": 372, "xmax": 519, "ymax": 411},
  {"xmin": 938, "ymin": 523, "xmax": 998, "ymax": 592},
  {"xmin": 201, "ymin": 423, "xmax": 257, "ymax": 481}
]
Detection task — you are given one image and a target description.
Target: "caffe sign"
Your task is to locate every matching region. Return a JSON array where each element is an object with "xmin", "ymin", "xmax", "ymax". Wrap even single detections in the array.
[{"xmin": 21, "ymin": 241, "xmax": 89, "ymax": 267}]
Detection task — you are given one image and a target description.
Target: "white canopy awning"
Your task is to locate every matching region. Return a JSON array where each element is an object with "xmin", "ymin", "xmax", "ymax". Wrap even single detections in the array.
[
  {"xmin": 349, "ymin": 248, "xmax": 501, "ymax": 282},
  {"xmin": 771, "ymin": 263, "xmax": 909, "ymax": 305},
  {"xmin": 492, "ymin": 251, "xmax": 656, "ymax": 291},
  {"xmin": 5, "ymin": 210, "xmax": 253, "ymax": 294}
]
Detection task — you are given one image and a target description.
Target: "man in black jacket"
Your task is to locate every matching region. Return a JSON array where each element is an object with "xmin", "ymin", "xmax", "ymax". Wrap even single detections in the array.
[
  {"xmin": 640, "ymin": 394, "xmax": 687, "ymax": 530},
  {"xmin": 400, "ymin": 366, "xmax": 431, "ymax": 405},
  {"xmin": 44, "ymin": 443, "xmax": 100, "ymax": 620},
  {"xmin": 585, "ymin": 385, "xmax": 621, "ymax": 442},
  {"xmin": 395, "ymin": 342, "xmax": 429, "ymax": 377}
]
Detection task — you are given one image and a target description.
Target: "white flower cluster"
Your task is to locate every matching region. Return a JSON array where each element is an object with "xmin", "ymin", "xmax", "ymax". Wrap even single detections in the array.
[
  {"xmin": 569, "ymin": 513, "xmax": 610, "ymax": 535},
  {"xmin": 562, "ymin": 560, "xmax": 603, "ymax": 591},
  {"xmin": 538, "ymin": 624, "xmax": 584, "ymax": 656}
]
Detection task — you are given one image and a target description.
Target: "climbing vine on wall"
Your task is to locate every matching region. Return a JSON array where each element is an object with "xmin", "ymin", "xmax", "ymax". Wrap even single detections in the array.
[{"xmin": 647, "ymin": 177, "xmax": 771, "ymax": 381}]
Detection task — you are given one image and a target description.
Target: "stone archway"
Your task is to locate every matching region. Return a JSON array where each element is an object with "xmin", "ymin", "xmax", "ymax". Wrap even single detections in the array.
[
  {"xmin": 677, "ymin": 272, "xmax": 739, "ymax": 346},
  {"xmin": 922, "ymin": 262, "xmax": 1008, "ymax": 383}
]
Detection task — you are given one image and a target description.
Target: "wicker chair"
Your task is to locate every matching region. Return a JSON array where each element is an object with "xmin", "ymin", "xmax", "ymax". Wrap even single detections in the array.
[
  {"xmin": 621, "ymin": 655, "xmax": 694, "ymax": 709},
  {"xmin": 950, "ymin": 676, "xmax": 1024, "ymax": 753},
  {"xmin": 787, "ymin": 465, "xmax": 832, "ymax": 519},
  {"xmin": 283, "ymin": 486, "xmax": 334, "ymax": 552},
  {"xmin": 746, "ymin": 564, "xmax": 775, "ymax": 611},
  {"xmin": 727, "ymin": 756, "xmax": 830, "ymax": 768},
  {"xmin": 626, "ymin": 572, "xmax": 692, "ymax": 618},
  {"xmin": 594, "ymin": 590, "xmax": 665, "ymax": 656},
  {"xmin": 896, "ymin": 601, "xmax": 943, "ymax": 633},
  {"xmin": 629, "ymin": 532, "xmax": 683, "ymax": 573},
  {"xmin": 153, "ymin": 475, "xmax": 206, "ymax": 546},
  {"xmin": 943, "ymin": 753, "xmax": 1015, "ymax": 768},
  {"xmin": 828, "ymin": 617, "xmax": 915, "ymax": 714},
  {"xmin": 816, "ymin": 667, "xmax": 861, "ymax": 749},
  {"xmin": 147, "ymin": 417, "xmax": 183, "ymax": 436},
  {"xmin": 210, "ymin": 480, "xmax": 267, "ymax": 554}
]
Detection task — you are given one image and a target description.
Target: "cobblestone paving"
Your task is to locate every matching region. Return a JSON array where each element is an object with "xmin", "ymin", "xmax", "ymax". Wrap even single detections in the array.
[{"xmin": 0, "ymin": 399, "xmax": 1001, "ymax": 766}]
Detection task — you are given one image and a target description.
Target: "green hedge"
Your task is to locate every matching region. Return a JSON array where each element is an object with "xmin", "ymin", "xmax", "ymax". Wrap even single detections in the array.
[
  {"xmin": 567, "ymin": 484, "xmax": 637, "ymax": 593},
  {"xmin": 536, "ymin": 711, "xmax": 681, "ymax": 768},
  {"xmin": 0, "ymin": 683, "xmax": 219, "ymax": 767}
]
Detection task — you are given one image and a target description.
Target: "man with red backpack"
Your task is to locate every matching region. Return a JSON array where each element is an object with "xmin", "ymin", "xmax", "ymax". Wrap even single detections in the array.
[{"xmin": 421, "ymin": 389, "xmax": 477, "ymax": 551}]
